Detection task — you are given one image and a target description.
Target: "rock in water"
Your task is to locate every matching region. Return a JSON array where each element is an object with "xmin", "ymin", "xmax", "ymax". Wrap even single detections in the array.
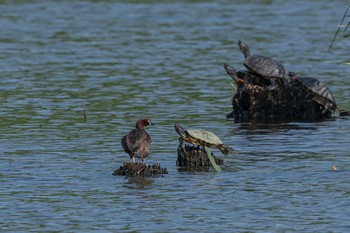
[
  {"xmin": 176, "ymin": 144, "xmax": 224, "ymax": 172},
  {"xmin": 228, "ymin": 80, "xmax": 335, "ymax": 123},
  {"xmin": 113, "ymin": 162, "xmax": 168, "ymax": 177}
]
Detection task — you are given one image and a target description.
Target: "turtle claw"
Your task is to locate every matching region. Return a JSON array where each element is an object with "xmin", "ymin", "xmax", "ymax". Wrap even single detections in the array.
[
  {"xmin": 267, "ymin": 79, "xmax": 279, "ymax": 90},
  {"xmin": 267, "ymin": 85, "xmax": 277, "ymax": 91}
]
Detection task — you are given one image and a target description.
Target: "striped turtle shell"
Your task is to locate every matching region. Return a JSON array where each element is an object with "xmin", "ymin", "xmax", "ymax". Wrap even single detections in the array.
[
  {"xmin": 295, "ymin": 77, "xmax": 337, "ymax": 111},
  {"xmin": 174, "ymin": 123, "xmax": 235, "ymax": 155},
  {"xmin": 186, "ymin": 129, "xmax": 223, "ymax": 145},
  {"xmin": 238, "ymin": 40, "xmax": 291, "ymax": 83}
]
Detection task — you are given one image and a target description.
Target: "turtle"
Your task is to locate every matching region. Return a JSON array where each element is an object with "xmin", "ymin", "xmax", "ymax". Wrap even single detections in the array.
[
  {"xmin": 224, "ymin": 63, "xmax": 269, "ymax": 87},
  {"xmin": 224, "ymin": 63, "xmax": 245, "ymax": 86},
  {"xmin": 238, "ymin": 40, "xmax": 292, "ymax": 89},
  {"xmin": 290, "ymin": 74, "xmax": 337, "ymax": 111},
  {"xmin": 174, "ymin": 123, "xmax": 235, "ymax": 155}
]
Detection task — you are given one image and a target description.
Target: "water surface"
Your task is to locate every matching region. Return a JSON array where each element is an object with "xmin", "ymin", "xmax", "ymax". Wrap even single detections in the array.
[{"xmin": 1, "ymin": 1, "xmax": 350, "ymax": 232}]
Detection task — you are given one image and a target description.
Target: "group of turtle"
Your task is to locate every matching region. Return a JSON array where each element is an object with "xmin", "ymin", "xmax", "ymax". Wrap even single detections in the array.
[
  {"xmin": 122, "ymin": 41, "xmax": 347, "ymax": 167},
  {"xmin": 174, "ymin": 41, "xmax": 341, "ymax": 160},
  {"xmin": 224, "ymin": 40, "xmax": 338, "ymax": 113}
]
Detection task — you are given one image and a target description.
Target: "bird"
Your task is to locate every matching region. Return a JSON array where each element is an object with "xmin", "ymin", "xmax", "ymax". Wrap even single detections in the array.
[{"xmin": 121, "ymin": 118, "xmax": 154, "ymax": 163}]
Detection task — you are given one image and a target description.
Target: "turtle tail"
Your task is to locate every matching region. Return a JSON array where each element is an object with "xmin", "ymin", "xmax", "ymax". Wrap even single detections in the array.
[{"xmin": 218, "ymin": 144, "xmax": 235, "ymax": 155}]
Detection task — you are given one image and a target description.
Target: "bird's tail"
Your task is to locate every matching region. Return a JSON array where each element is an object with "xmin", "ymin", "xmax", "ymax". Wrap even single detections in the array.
[{"xmin": 218, "ymin": 144, "xmax": 235, "ymax": 155}]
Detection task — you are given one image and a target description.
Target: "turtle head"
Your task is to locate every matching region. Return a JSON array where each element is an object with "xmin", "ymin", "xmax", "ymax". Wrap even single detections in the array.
[
  {"xmin": 136, "ymin": 118, "xmax": 154, "ymax": 129},
  {"xmin": 174, "ymin": 123, "xmax": 186, "ymax": 137},
  {"xmin": 238, "ymin": 40, "xmax": 250, "ymax": 58},
  {"xmin": 224, "ymin": 63, "xmax": 245, "ymax": 86}
]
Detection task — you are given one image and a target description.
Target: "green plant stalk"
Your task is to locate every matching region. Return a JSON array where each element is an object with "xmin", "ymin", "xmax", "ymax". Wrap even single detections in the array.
[{"xmin": 204, "ymin": 146, "xmax": 222, "ymax": 172}]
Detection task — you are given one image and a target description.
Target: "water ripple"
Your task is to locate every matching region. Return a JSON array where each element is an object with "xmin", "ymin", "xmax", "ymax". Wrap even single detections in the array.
[{"xmin": 0, "ymin": 1, "xmax": 349, "ymax": 232}]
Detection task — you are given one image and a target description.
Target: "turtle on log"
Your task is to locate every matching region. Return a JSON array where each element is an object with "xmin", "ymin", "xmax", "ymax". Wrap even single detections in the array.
[
  {"xmin": 291, "ymin": 74, "xmax": 337, "ymax": 112},
  {"xmin": 174, "ymin": 123, "xmax": 235, "ymax": 155},
  {"xmin": 223, "ymin": 62, "xmax": 338, "ymax": 122},
  {"xmin": 224, "ymin": 63, "xmax": 269, "ymax": 87},
  {"xmin": 238, "ymin": 40, "xmax": 291, "ymax": 89}
]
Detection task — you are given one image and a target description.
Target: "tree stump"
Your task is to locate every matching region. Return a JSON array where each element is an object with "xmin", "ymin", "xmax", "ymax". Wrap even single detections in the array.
[
  {"xmin": 113, "ymin": 162, "xmax": 168, "ymax": 177},
  {"xmin": 176, "ymin": 144, "xmax": 224, "ymax": 172},
  {"xmin": 227, "ymin": 79, "xmax": 335, "ymax": 123}
]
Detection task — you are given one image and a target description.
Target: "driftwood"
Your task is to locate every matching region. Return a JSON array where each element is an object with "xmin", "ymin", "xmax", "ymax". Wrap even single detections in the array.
[
  {"xmin": 227, "ymin": 79, "xmax": 335, "ymax": 123},
  {"xmin": 176, "ymin": 144, "xmax": 224, "ymax": 172},
  {"xmin": 113, "ymin": 162, "xmax": 168, "ymax": 177}
]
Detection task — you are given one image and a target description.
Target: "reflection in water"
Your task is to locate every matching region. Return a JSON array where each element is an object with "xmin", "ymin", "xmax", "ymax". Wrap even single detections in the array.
[
  {"xmin": 123, "ymin": 177, "xmax": 154, "ymax": 190},
  {"xmin": 237, "ymin": 122, "xmax": 320, "ymax": 133}
]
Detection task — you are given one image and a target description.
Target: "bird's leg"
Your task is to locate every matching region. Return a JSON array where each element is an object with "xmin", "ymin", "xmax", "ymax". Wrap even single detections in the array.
[
  {"xmin": 142, "ymin": 158, "xmax": 145, "ymax": 164},
  {"xmin": 130, "ymin": 156, "xmax": 136, "ymax": 164}
]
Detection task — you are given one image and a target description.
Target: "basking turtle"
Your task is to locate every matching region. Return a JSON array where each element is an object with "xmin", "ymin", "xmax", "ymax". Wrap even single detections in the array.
[
  {"xmin": 223, "ymin": 63, "xmax": 245, "ymax": 86},
  {"xmin": 174, "ymin": 123, "xmax": 235, "ymax": 155},
  {"xmin": 224, "ymin": 63, "xmax": 269, "ymax": 87},
  {"xmin": 238, "ymin": 40, "xmax": 291, "ymax": 89},
  {"xmin": 291, "ymin": 75, "xmax": 337, "ymax": 111}
]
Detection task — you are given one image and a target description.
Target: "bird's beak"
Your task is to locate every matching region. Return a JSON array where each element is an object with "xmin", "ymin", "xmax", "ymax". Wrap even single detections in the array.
[{"xmin": 149, "ymin": 120, "xmax": 154, "ymax": 125}]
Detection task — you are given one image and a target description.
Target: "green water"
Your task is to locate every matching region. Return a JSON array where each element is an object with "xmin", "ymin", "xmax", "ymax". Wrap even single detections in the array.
[{"xmin": 1, "ymin": 1, "xmax": 350, "ymax": 232}]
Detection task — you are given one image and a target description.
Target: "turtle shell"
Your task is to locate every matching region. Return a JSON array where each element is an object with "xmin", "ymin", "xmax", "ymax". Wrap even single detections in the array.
[
  {"xmin": 174, "ymin": 123, "xmax": 235, "ymax": 155},
  {"xmin": 237, "ymin": 69, "xmax": 270, "ymax": 86},
  {"xmin": 245, "ymin": 55, "xmax": 289, "ymax": 80},
  {"xmin": 238, "ymin": 41, "xmax": 290, "ymax": 81},
  {"xmin": 186, "ymin": 129, "xmax": 223, "ymax": 146},
  {"xmin": 296, "ymin": 77, "xmax": 337, "ymax": 110},
  {"xmin": 224, "ymin": 63, "xmax": 269, "ymax": 86}
]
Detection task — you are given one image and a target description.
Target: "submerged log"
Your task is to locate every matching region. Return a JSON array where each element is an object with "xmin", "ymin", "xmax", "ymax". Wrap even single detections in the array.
[
  {"xmin": 228, "ymin": 80, "xmax": 335, "ymax": 123},
  {"xmin": 339, "ymin": 108, "xmax": 350, "ymax": 116},
  {"xmin": 176, "ymin": 144, "xmax": 224, "ymax": 172},
  {"xmin": 113, "ymin": 162, "xmax": 168, "ymax": 177}
]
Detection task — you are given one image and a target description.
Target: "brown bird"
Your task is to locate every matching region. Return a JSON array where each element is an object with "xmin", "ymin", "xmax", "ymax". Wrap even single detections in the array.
[{"xmin": 121, "ymin": 118, "xmax": 154, "ymax": 163}]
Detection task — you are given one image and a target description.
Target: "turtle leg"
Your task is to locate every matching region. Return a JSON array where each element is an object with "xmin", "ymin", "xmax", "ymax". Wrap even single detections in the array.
[
  {"xmin": 178, "ymin": 137, "xmax": 184, "ymax": 146},
  {"xmin": 267, "ymin": 79, "xmax": 278, "ymax": 90}
]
